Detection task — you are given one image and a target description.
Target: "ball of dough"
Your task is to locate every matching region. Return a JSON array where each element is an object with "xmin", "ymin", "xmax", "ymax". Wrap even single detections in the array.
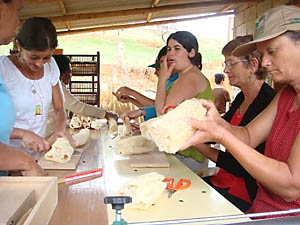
[{"xmin": 140, "ymin": 99, "xmax": 206, "ymax": 154}]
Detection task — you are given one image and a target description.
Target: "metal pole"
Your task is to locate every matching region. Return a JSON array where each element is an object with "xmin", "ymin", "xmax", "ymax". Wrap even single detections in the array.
[{"xmin": 128, "ymin": 208, "xmax": 300, "ymax": 225}]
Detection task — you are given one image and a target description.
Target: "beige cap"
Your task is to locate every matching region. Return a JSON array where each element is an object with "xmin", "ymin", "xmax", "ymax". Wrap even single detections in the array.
[{"xmin": 233, "ymin": 5, "xmax": 300, "ymax": 56}]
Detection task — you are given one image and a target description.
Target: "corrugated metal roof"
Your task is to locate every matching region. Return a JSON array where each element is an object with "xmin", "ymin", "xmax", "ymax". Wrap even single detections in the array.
[{"xmin": 21, "ymin": 0, "xmax": 252, "ymax": 35}]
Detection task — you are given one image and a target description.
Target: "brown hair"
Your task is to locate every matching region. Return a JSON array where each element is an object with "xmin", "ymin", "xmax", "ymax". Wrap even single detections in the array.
[{"xmin": 222, "ymin": 35, "xmax": 267, "ymax": 80}]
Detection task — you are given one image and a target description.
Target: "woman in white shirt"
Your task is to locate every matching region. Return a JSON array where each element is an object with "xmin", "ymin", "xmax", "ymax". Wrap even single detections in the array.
[{"xmin": 0, "ymin": 17, "xmax": 74, "ymax": 153}]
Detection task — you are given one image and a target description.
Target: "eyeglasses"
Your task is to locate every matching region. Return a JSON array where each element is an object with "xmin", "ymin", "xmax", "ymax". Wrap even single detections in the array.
[{"xmin": 222, "ymin": 59, "xmax": 247, "ymax": 69}]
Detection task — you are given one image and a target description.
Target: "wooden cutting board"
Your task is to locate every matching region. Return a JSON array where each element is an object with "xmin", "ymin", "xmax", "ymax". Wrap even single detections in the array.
[
  {"xmin": 129, "ymin": 151, "xmax": 170, "ymax": 168},
  {"xmin": 38, "ymin": 150, "xmax": 82, "ymax": 170}
]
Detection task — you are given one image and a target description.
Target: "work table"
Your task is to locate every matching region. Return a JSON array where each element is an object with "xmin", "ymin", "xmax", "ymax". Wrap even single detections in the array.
[{"xmin": 46, "ymin": 130, "xmax": 249, "ymax": 225}]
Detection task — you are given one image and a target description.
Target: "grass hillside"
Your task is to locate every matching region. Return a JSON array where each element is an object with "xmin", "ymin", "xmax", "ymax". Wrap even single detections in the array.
[{"xmin": 0, "ymin": 27, "xmax": 231, "ymax": 114}]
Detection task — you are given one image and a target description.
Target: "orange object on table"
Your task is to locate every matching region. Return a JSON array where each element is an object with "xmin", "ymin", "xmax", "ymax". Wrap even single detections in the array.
[{"xmin": 163, "ymin": 177, "xmax": 191, "ymax": 198}]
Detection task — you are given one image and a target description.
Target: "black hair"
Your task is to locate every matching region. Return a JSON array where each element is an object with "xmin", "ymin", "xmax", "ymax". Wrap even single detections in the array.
[
  {"xmin": 3, "ymin": 0, "xmax": 12, "ymax": 3},
  {"xmin": 157, "ymin": 46, "xmax": 167, "ymax": 60},
  {"xmin": 16, "ymin": 17, "xmax": 58, "ymax": 51},
  {"xmin": 53, "ymin": 55, "xmax": 71, "ymax": 74},
  {"xmin": 214, "ymin": 73, "xmax": 225, "ymax": 84},
  {"xmin": 167, "ymin": 31, "xmax": 202, "ymax": 70}
]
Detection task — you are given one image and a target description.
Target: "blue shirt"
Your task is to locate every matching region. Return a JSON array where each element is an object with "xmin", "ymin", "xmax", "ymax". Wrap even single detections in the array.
[
  {"xmin": 144, "ymin": 73, "xmax": 179, "ymax": 121},
  {"xmin": 0, "ymin": 77, "xmax": 16, "ymax": 144}
]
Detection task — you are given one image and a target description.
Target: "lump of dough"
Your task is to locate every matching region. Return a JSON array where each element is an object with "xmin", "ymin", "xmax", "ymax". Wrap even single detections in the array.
[
  {"xmin": 118, "ymin": 172, "xmax": 166, "ymax": 209},
  {"xmin": 140, "ymin": 99, "xmax": 206, "ymax": 154},
  {"xmin": 73, "ymin": 128, "xmax": 90, "ymax": 147},
  {"xmin": 114, "ymin": 135, "xmax": 157, "ymax": 155},
  {"xmin": 108, "ymin": 117, "xmax": 118, "ymax": 134},
  {"xmin": 44, "ymin": 138, "xmax": 74, "ymax": 163},
  {"xmin": 119, "ymin": 117, "xmax": 133, "ymax": 139},
  {"xmin": 69, "ymin": 116, "xmax": 82, "ymax": 129},
  {"xmin": 80, "ymin": 116, "xmax": 92, "ymax": 129},
  {"xmin": 91, "ymin": 119, "xmax": 107, "ymax": 130}
]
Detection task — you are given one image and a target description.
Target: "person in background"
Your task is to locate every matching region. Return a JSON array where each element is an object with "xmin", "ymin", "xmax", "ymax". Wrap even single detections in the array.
[
  {"xmin": 181, "ymin": 5, "xmax": 300, "ymax": 216},
  {"xmin": 0, "ymin": 17, "xmax": 74, "ymax": 155},
  {"xmin": 195, "ymin": 35, "xmax": 276, "ymax": 212},
  {"xmin": 213, "ymin": 73, "xmax": 231, "ymax": 114},
  {"xmin": 45, "ymin": 55, "xmax": 117, "ymax": 138},
  {"xmin": 119, "ymin": 46, "xmax": 178, "ymax": 121},
  {"xmin": 0, "ymin": 0, "xmax": 44, "ymax": 176}
]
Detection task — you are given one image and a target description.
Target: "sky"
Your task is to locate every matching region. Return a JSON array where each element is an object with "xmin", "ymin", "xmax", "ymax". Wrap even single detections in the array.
[{"xmin": 176, "ymin": 14, "xmax": 233, "ymax": 40}]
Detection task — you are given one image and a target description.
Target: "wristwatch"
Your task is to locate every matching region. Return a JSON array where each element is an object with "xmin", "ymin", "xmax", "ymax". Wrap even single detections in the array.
[{"xmin": 139, "ymin": 108, "xmax": 146, "ymax": 116}]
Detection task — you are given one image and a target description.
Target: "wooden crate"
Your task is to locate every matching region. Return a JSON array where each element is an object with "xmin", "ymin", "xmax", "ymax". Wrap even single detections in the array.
[{"xmin": 0, "ymin": 177, "xmax": 57, "ymax": 225}]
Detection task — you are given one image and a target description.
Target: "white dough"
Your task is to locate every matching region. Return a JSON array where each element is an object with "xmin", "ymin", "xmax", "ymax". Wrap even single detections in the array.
[
  {"xmin": 119, "ymin": 117, "xmax": 133, "ymax": 139},
  {"xmin": 73, "ymin": 128, "xmax": 90, "ymax": 147},
  {"xmin": 118, "ymin": 172, "xmax": 166, "ymax": 209},
  {"xmin": 44, "ymin": 138, "xmax": 74, "ymax": 163},
  {"xmin": 91, "ymin": 119, "xmax": 107, "ymax": 130},
  {"xmin": 108, "ymin": 117, "xmax": 118, "ymax": 134},
  {"xmin": 140, "ymin": 99, "xmax": 206, "ymax": 154},
  {"xmin": 114, "ymin": 135, "xmax": 157, "ymax": 155},
  {"xmin": 69, "ymin": 116, "xmax": 82, "ymax": 129}
]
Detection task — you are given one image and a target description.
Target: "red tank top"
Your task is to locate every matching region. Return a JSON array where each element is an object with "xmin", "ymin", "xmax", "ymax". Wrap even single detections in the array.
[
  {"xmin": 249, "ymin": 86, "xmax": 300, "ymax": 216},
  {"xmin": 211, "ymin": 108, "xmax": 251, "ymax": 203}
]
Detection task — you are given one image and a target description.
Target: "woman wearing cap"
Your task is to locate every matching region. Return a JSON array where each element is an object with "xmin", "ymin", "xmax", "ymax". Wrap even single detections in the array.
[
  {"xmin": 0, "ymin": 17, "xmax": 74, "ymax": 154},
  {"xmin": 197, "ymin": 35, "xmax": 276, "ymax": 212},
  {"xmin": 181, "ymin": 5, "xmax": 300, "ymax": 216}
]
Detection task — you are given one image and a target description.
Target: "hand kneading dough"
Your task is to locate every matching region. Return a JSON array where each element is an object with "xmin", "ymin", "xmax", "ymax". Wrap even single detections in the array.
[
  {"xmin": 73, "ymin": 128, "xmax": 90, "ymax": 147},
  {"xmin": 108, "ymin": 117, "xmax": 118, "ymax": 134},
  {"xmin": 69, "ymin": 116, "xmax": 82, "ymax": 129},
  {"xmin": 140, "ymin": 99, "xmax": 206, "ymax": 154},
  {"xmin": 91, "ymin": 119, "xmax": 107, "ymax": 130},
  {"xmin": 118, "ymin": 172, "xmax": 166, "ymax": 209},
  {"xmin": 44, "ymin": 138, "xmax": 74, "ymax": 163},
  {"xmin": 120, "ymin": 117, "xmax": 133, "ymax": 138},
  {"xmin": 115, "ymin": 135, "xmax": 157, "ymax": 155}
]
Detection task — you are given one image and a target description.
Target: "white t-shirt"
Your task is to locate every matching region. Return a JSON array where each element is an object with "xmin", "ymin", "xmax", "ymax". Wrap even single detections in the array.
[{"xmin": 0, "ymin": 56, "xmax": 60, "ymax": 149}]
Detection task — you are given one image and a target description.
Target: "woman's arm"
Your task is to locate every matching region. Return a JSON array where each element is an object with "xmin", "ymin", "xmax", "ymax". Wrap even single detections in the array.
[
  {"xmin": 115, "ymin": 86, "xmax": 154, "ymax": 107},
  {"xmin": 0, "ymin": 142, "xmax": 44, "ymax": 176},
  {"xmin": 52, "ymin": 84, "xmax": 75, "ymax": 147},
  {"xmin": 63, "ymin": 85, "xmax": 106, "ymax": 118}
]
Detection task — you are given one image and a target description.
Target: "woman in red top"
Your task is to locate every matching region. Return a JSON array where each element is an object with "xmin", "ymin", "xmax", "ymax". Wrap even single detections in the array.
[
  {"xmin": 181, "ymin": 5, "xmax": 300, "ymax": 217},
  {"xmin": 198, "ymin": 35, "xmax": 275, "ymax": 212}
]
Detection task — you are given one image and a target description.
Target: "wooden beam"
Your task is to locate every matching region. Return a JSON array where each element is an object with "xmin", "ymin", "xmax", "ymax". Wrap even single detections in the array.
[
  {"xmin": 57, "ymin": 11, "xmax": 234, "ymax": 36},
  {"xmin": 58, "ymin": 1, "xmax": 71, "ymax": 30},
  {"xmin": 25, "ymin": 0, "xmax": 61, "ymax": 5},
  {"xmin": 50, "ymin": 0, "xmax": 254, "ymax": 23},
  {"xmin": 146, "ymin": 0, "xmax": 160, "ymax": 22}
]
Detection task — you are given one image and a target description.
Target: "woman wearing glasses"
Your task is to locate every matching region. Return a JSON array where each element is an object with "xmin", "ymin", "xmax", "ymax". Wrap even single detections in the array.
[{"xmin": 193, "ymin": 35, "xmax": 276, "ymax": 212}]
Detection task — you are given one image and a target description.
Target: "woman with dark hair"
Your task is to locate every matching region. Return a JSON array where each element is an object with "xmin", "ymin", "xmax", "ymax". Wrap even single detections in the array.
[
  {"xmin": 155, "ymin": 31, "xmax": 214, "ymax": 173},
  {"xmin": 182, "ymin": 5, "xmax": 300, "ymax": 216},
  {"xmin": 195, "ymin": 35, "xmax": 276, "ymax": 212},
  {"xmin": 0, "ymin": 17, "xmax": 74, "ymax": 155}
]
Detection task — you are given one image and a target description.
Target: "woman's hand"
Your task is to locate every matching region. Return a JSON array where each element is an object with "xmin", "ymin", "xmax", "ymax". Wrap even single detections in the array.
[
  {"xmin": 180, "ymin": 99, "xmax": 225, "ymax": 149},
  {"xmin": 22, "ymin": 130, "xmax": 50, "ymax": 152},
  {"xmin": 115, "ymin": 86, "xmax": 133, "ymax": 96},
  {"xmin": 105, "ymin": 111, "xmax": 119, "ymax": 122},
  {"xmin": 21, "ymin": 160, "xmax": 45, "ymax": 176},
  {"xmin": 54, "ymin": 131, "xmax": 76, "ymax": 148},
  {"xmin": 158, "ymin": 56, "xmax": 175, "ymax": 81},
  {"xmin": 120, "ymin": 109, "xmax": 142, "ymax": 120}
]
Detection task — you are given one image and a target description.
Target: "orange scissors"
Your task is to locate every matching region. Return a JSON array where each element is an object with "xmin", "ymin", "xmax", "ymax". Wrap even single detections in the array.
[{"xmin": 163, "ymin": 177, "xmax": 191, "ymax": 198}]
